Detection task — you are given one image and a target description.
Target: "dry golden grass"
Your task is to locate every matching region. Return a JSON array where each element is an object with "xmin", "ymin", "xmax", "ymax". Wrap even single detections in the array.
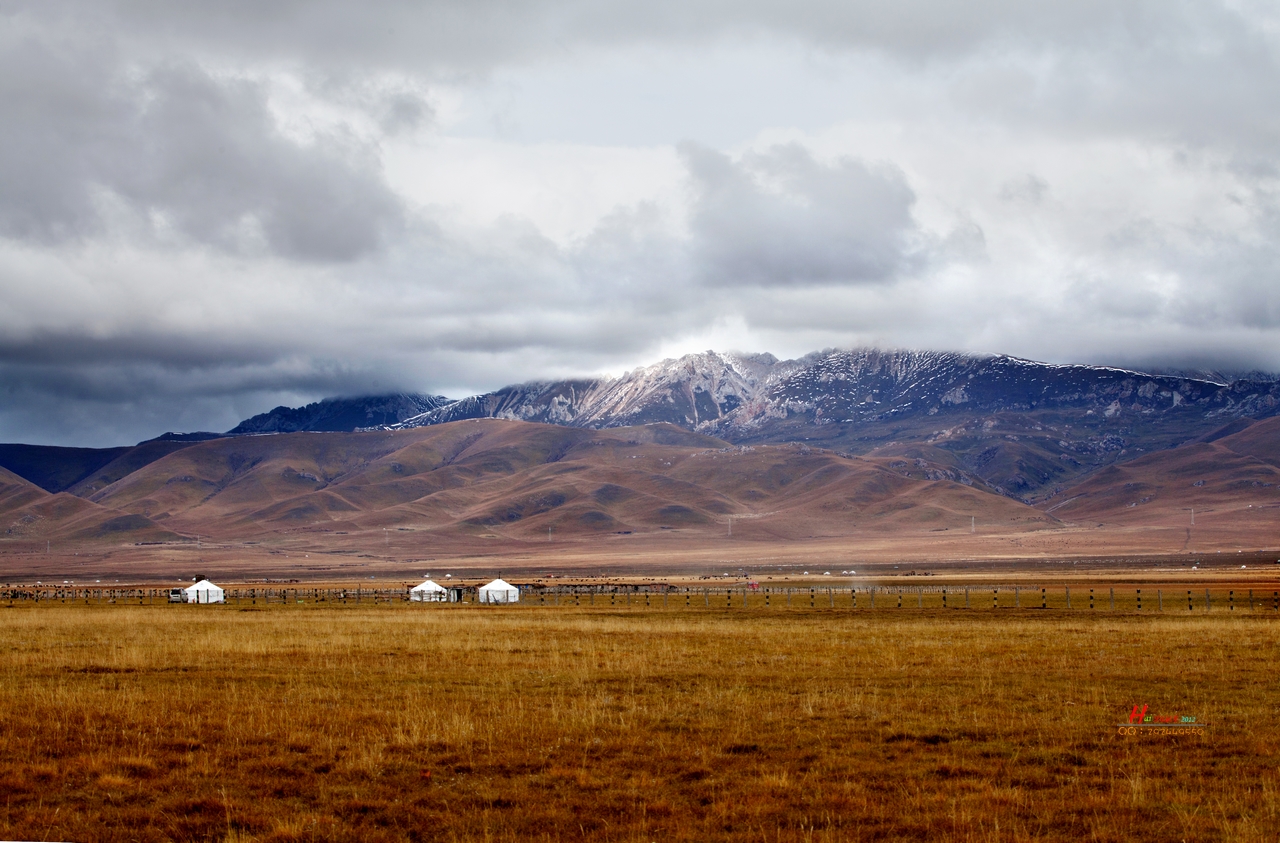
[{"xmin": 0, "ymin": 602, "xmax": 1276, "ymax": 842}]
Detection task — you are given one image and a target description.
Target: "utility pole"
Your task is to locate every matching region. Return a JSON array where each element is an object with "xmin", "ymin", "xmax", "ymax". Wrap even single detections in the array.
[
  {"xmin": 971, "ymin": 516, "xmax": 975, "ymax": 534},
  {"xmin": 728, "ymin": 516, "xmax": 732, "ymax": 537}
]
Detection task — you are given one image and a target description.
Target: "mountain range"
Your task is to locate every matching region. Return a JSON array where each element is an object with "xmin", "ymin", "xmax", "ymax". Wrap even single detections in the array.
[
  {"xmin": 5, "ymin": 347, "xmax": 1280, "ymax": 505},
  {"xmin": 386, "ymin": 348, "xmax": 1280, "ymax": 501},
  {"xmin": 2, "ymin": 347, "xmax": 1280, "ymax": 573},
  {"xmin": 1, "ymin": 412, "xmax": 1277, "ymax": 577}
]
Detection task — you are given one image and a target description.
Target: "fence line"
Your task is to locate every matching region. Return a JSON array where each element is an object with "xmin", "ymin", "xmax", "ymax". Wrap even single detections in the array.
[{"xmin": 2, "ymin": 584, "xmax": 1277, "ymax": 613}]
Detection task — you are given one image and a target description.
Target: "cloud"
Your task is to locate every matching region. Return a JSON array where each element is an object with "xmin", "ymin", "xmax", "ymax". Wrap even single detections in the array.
[
  {"xmin": 1, "ymin": 0, "xmax": 1280, "ymax": 444},
  {"xmin": 0, "ymin": 40, "xmax": 402, "ymax": 260},
  {"xmin": 682, "ymin": 142, "xmax": 923, "ymax": 287}
]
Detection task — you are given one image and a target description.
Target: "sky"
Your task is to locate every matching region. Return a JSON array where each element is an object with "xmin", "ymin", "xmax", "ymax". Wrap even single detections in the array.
[{"xmin": 3, "ymin": 0, "xmax": 1280, "ymax": 446}]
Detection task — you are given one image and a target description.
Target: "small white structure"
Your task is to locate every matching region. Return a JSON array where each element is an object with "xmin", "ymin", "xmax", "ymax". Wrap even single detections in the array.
[
  {"xmin": 184, "ymin": 579, "xmax": 225, "ymax": 604},
  {"xmin": 478, "ymin": 578, "xmax": 519, "ymax": 604},
  {"xmin": 409, "ymin": 579, "xmax": 447, "ymax": 602}
]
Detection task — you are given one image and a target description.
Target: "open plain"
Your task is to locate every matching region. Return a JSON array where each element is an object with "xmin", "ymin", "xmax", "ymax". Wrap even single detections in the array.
[{"xmin": 0, "ymin": 595, "xmax": 1276, "ymax": 842}]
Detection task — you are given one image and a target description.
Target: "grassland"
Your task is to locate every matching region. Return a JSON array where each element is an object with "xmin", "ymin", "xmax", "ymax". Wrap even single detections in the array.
[{"xmin": 0, "ymin": 602, "xmax": 1276, "ymax": 842}]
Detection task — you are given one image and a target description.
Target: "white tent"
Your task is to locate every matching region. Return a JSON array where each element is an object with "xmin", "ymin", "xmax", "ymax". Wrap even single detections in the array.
[
  {"xmin": 184, "ymin": 579, "xmax": 225, "ymax": 604},
  {"xmin": 478, "ymin": 578, "xmax": 519, "ymax": 604},
  {"xmin": 409, "ymin": 579, "xmax": 447, "ymax": 602}
]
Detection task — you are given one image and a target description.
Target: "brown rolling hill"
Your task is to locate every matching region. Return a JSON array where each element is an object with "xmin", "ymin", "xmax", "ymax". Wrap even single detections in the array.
[
  {"xmin": 1039, "ymin": 417, "xmax": 1280, "ymax": 531},
  {"xmin": 1, "ymin": 464, "xmax": 179, "ymax": 545},
  {"xmin": 75, "ymin": 420, "xmax": 1051, "ymax": 547},
  {"xmin": 0, "ymin": 466, "xmax": 48, "ymax": 527},
  {"xmin": 3, "ymin": 418, "xmax": 1280, "ymax": 581}
]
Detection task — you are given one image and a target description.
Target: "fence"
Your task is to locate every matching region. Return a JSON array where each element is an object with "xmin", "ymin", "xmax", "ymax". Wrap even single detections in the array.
[{"xmin": 3, "ymin": 584, "xmax": 1278, "ymax": 612}]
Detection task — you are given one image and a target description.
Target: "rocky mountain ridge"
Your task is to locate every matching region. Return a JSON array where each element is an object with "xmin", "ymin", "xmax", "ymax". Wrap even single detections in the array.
[
  {"xmin": 382, "ymin": 348, "xmax": 1280, "ymax": 500},
  {"xmin": 390, "ymin": 349, "xmax": 1280, "ymax": 435}
]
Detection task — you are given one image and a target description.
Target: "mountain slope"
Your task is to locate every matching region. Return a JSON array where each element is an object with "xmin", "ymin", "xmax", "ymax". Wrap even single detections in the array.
[
  {"xmin": 1040, "ymin": 416, "xmax": 1280, "ymax": 528},
  {"xmin": 0, "ymin": 465, "xmax": 179, "ymax": 544},
  {"xmin": 0, "ymin": 435, "xmax": 222, "ymax": 494},
  {"xmin": 84, "ymin": 420, "xmax": 1053, "ymax": 544},
  {"xmin": 0, "ymin": 443, "xmax": 132, "ymax": 493},
  {"xmin": 229, "ymin": 393, "xmax": 451, "ymax": 434}
]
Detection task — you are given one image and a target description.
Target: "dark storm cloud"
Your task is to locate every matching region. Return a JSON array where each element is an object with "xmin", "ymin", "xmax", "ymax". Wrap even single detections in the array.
[
  {"xmin": 0, "ymin": 357, "xmax": 405, "ymax": 447},
  {"xmin": 682, "ymin": 143, "xmax": 923, "ymax": 287},
  {"xmin": 0, "ymin": 41, "xmax": 402, "ymax": 260}
]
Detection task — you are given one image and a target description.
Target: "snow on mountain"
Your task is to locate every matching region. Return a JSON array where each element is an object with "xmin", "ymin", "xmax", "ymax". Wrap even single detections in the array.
[
  {"xmin": 392, "ymin": 351, "xmax": 798, "ymax": 431},
  {"xmin": 390, "ymin": 347, "xmax": 1280, "ymax": 438},
  {"xmin": 723, "ymin": 348, "xmax": 1249, "ymax": 433},
  {"xmin": 372, "ymin": 347, "xmax": 1280, "ymax": 502}
]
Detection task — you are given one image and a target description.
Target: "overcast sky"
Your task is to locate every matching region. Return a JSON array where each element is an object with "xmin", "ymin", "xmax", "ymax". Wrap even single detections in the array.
[{"xmin": 3, "ymin": 1, "xmax": 1280, "ymax": 445}]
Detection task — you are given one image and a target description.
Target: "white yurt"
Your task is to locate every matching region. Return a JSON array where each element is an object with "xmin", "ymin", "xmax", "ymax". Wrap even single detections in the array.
[
  {"xmin": 184, "ymin": 579, "xmax": 225, "ymax": 604},
  {"xmin": 409, "ymin": 579, "xmax": 447, "ymax": 602},
  {"xmin": 478, "ymin": 578, "xmax": 519, "ymax": 604}
]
